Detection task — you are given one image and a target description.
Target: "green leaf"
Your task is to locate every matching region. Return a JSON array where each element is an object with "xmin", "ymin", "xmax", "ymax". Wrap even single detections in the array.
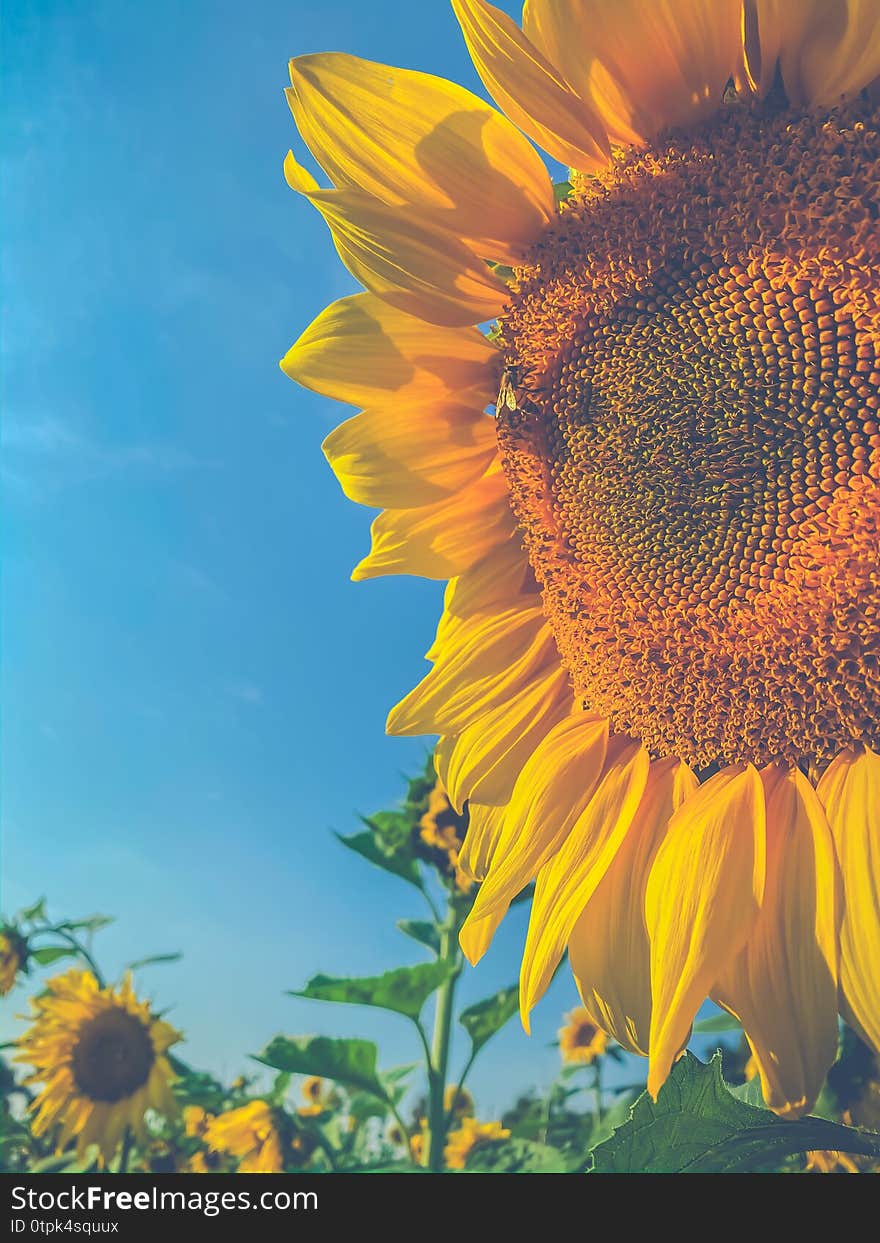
[
  {"xmin": 126, "ymin": 952, "xmax": 183, "ymax": 970},
  {"xmin": 290, "ymin": 962, "xmax": 455, "ymax": 1022},
  {"xmin": 589, "ymin": 1052, "xmax": 880, "ymax": 1174},
  {"xmin": 396, "ymin": 920, "xmax": 440, "ymax": 955},
  {"xmin": 693, "ymin": 1012, "xmax": 742, "ymax": 1033},
  {"xmin": 459, "ymin": 985, "xmax": 519, "ymax": 1056},
  {"xmin": 59, "ymin": 914, "xmax": 114, "ymax": 934},
  {"xmin": 553, "ymin": 180, "xmax": 573, "ymax": 204},
  {"xmin": 465, "ymin": 1138, "xmax": 568, "ymax": 1173},
  {"xmin": 18, "ymin": 898, "xmax": 47, "ymax": 923},
  {"xmin": 255, "ymin": 1035, "xmax": 389, "ymax": 1102},
  {"xmin": 336, "ymin": 831, "xmax": 423, "ymax": 890},
  {"xmin": 30, "ymin": 946, "xmax": 78, "ymax": 966}
]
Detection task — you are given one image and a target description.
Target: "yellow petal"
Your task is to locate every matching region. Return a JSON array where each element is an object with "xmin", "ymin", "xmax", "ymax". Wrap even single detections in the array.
[
  {"xmin": 520, "ymin": 738, "xmax": 650, "ymax": 1025},
  {"xmin": 322, "ymin": 399, "xmax": 497, "ymax": 509},
  {"xmin": 281, "ymin": 292, "xmax": 498, "ymax": 408},
  {"xmin": 388, "ymin": 601, "xmax": 551, "ymax": 735},
  {"xmin": 287, "ymin": 53, "xmax": 554, "ymax": 261},
  {"xmin": 742, "ymin": 0, "xmax": 880, "ymax": 105},
  {"xmin": 435, "ymin": 663, "xmax": 573, "ymax": 809},
  {"xmin": 460, "ymin": 714, "xmax": 609, "ymax": 964},
  {"xmin": 569, "ymin": 756, "xmax": 698, "ymax": 1056},
  {"xmin": 712, "ymin": 765, "xmax": 839, "ymax": 1118},
  {"xmin": 432, "ymin": 541, "xmax": 537, "ymax": 652},
  {"xmin": 818, "ymin": 745, "xmax": 880, "ymax": 1053},
  {"xmin": 645, "ymin": 765, "xmax": 766, "ymax": 1099},
  {"xmin": 459, "ymin": 802, "xmax": 507, "ymax": 881},
  {"xmin": 451, "ymin": 0, "xmax": 610, "ymax": 172},
  {"xmin": 523, "ymin": 0, "xmax": 742, "ymax": 143},
  {"xmin": 285, "ymin": 154, "xmax": 508, "ymax": 328}
]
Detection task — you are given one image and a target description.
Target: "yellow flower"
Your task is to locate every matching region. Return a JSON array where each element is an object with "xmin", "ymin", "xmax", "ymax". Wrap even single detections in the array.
[
  {"xmin": 419, "ymin": 781, "xmax": 474, "ymax": 893},
  {"xmin": 203, "ymin": 1101, "xmax": 284, "ymax": 1174},
  {"xmin": 281, "ymin": 1, "xmax": 880, "ymax": 1120},
  {"xmin": 183, "ymin": 1104, "xmax": 212, "ymax": 1139},
  {"xmin": 297, "ymin": 1074, "xmax": 329, "ymax": 1117},
  {"xmin": 804, "ymin": 1148, "xmax": 862, "ymax": 1175},
  {"xmin": 16, "ymin": 969, "xmax": 180, "ymax": 1163},
  {"xmin": 409, "ymin": 1129, "xmax": 425, "ymax": 1164},
  {"xmin": 444, "ymin": 1117, "xmax": 510, "ymax": 1170},
  {"xmin": 386, "ymin": 1120, "xmax": 406, "ymax": 1148},
  {"xmin": 444, "ymin": 1084, "xmax": 475, "ymax": 1119},
  {"xmin": 186, "ymin": 1149, "xmax": 223, "ymax": 1174},
  {"xmin": 0, "ymin": 928, "xmax": 27, "ymax": 996},
  {"xmin": 559, "ymin": 1007, "xmax": 609, "ymax": 1066}
]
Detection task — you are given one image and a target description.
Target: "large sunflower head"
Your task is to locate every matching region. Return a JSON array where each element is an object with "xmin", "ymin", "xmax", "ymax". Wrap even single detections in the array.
[
  {"xmin": 281, "ymin": 0, "xmax": 880, "ymax": 1120},
  {"xmin": 16, "ymin": 969, "xmax": 180, "ymax": 1162}
]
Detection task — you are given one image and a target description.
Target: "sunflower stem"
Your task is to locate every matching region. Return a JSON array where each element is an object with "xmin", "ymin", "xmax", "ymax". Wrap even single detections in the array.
[
  {"xmin": 117, "ymin": 1128, "xmax": 133, "ymax": 1174},
  {"xmin": 592, "ymin": 1060, "xmax": 604, "ymax": 1125},
  {"xmin": 426, "ymin": 919, "xmax": 460, "ymax": 1172}
]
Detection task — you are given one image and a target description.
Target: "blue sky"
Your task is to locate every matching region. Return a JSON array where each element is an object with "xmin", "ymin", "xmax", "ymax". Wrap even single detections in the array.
[{"xmin": 3, "ymin": 0, "xmax": 722, "ymax": 1114}]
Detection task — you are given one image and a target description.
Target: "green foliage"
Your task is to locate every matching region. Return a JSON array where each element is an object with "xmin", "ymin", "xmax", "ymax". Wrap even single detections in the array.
[
  {"xmin": 396, "ymin": 920, "xmax": 441, "ymax": 954},
  {"xmin": 459, "ymin": 986, "xmax": 519, "ymax": 1056},
  {"xmin": 336, "ymin": 830, "xmax": 423, "ymax": 890},
  {"xmin": 589, "ymin": 1053, "xmax": 880, "ymax": 1174},
  {"xmin": 29, "ymin": 946, "xmax": 78, "ymax": 966},
  {"xmin": 693, "ymin": 1012, "xmax": 742, "ymax": 1033},
  {"xmin": 257, "ymin": 1035, "xmax": 390, "ymax": 1103},
  {"xmin": 465, "ymin": 1138, "xmax": 568, "ymax": 1173},
  {"xmin": 290, "ymin": 962, "xmax": 456, "ymax": 1022}
]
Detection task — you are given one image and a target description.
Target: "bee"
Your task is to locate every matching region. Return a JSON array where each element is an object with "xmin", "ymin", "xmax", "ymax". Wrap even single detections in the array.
[{"xmin": 498, "ymin": 363, "xmax": 521, "ymax": 412}]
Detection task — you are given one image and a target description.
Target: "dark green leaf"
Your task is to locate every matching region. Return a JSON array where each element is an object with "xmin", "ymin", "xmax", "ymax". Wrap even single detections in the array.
[
  {"xmin": 59, "ymin": 915, "xmax": 114, "ymax": 934},
  {"xmin": 465, "ymin": 1138, "xmax": 567, "ymax": 1173},
  {"xmin": 290, "ymin": 962, "xmax": 455, "ymax": 1022},
  {"xmin": 396, "ymin": 920, "xmax": 440, "ymax": 954},
  {"xmin": 693, "ymin": 1012, "xmax": 742, "ymax": 1033},
  {"xmin": 126, "ymin": 952, "xmax": 182, "ymax": 970},
  {"xmin": 336, "ymin": 831, "xmax": 423, "ymax": 890},
  {"xmin": 30, "ymin": 946, "xmax": 78, "ymax": 966},
  {"xmin": 459, "ymin": 985, "xmax": 519, "ymax": 1056},
  {"xmin": 255, "ymin": 1035, "xmax": 388, "ymax": 1102},
  {"xmin": 590, "ymin": 1052, "xmax": 880, "ymax": 1174}
]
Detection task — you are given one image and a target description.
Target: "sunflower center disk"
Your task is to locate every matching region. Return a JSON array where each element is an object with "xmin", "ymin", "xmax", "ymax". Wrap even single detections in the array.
[
  {"xmin": 71, "ymin": 1008, "xmax": 155, "ymax": 1102},
  {"xmin": 498, "ymin": 101, "xmax": 880, "ymax": 769}
]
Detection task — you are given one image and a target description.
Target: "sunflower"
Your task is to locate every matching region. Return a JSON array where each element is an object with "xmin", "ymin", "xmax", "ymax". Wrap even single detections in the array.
[
  {"xmin": 16, "ymin": 969, "xmax": 180, "ymax": 1162},
  {"xmin": 418, "ymin": 781, "xmax": 474, "ymax": 892},
  {"xmin": 297, "ymin": 1074, "xmax": 330, "ymax": 1116},
  {"xmin": 444, "ymin": 1083, "xmax": 475, "ymax": 1119},
  {"xmin": 558, "ymin": 1006, "xmax": 609, "ymax": 1065},
  {"xmin": 281, "ymin": 1, "xmax": 880, "ymax": 1119},
  {"xmin": 444, "ymin": 1117, "xmax": 510, "ymax": 1169},
  {"xmin": 0, "ymin": 927, "xmax": 28, "ymax": 996},
  {"xmin": 203, "ymin": 1100, "xmax": 284, "ymax": 1173}
]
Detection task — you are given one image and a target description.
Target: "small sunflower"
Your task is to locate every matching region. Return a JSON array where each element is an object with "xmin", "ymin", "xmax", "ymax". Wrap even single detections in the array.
[
  {"xmin": 203, "ymin": 1100, "xmax": 284, "ymax": 1173},
  {"xmin": 444, "ymin": 1117, "xmax": 510, "ymax": 1169},
  {"xmin": 16, "ymin": 969, "xmax": 180, "ymax": 1162},
  {"xmin": 559, "ymin": 1007, "xmax": 609, "ymax": 1066},
  {"xmin": 297, "ymin": 1074, "xmax": 329, "ymax": 1117},
  {"xmin": 0, "ymin": 927, "xmax": 28, "ymax": 996},
  {"xmin": 418, "ymin": 781, "xmax": 474, "ymax": 892},
  {"xmin": 282, "ymin": 0, "xmax": 880, "ymax": 1119},
  {"xmin": 183, "ymin": 1104, "xmax": 213, "ymax": 1139},
  {"xmin": 444, "ymin": 1083, "xmax": 475, "ymax": 1119}
]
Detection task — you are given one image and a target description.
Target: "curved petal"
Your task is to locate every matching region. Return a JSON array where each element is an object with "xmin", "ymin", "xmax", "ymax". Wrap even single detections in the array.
[
  {"xmin": 353, "ymin": 465, "xmax": 515, "ymax": 580},
  {"xmin": 435, "ymin": 663, "xmax": 573, "ymax": 809},
  {"xmin": 280, "ymin": 292, "xmax": 499, "ymax": 408},
  {"xmin": 523, "ymin": 0, "xmax": 742, "ymax": 144},
  {"xmin": 387, "ymin": 601, "xmax": 551, "ymax": 735},
  {"xmin": 451, "ymin": 0, "xmax": 610, "ymax": 172},
  {"xmin": 287, "ymin": 53, "xmax": 554, "ymax": 261},
  {"xmin": 520, "ymin": 738, "xmax": 651, "ymax": 1025},
  {"xmin": 285, "ymin": 154, "xmax": 508, "ymax": 328},
  {"xmin": 645, "ymin": 765, "xmax": 766, "ymax": 1099},
  {"xmin": 432, "ymin": 540, "xmax": 537, "ymax": 651},
  {"xmin": 459, "ymin": 802, "xmax": 507, "ymax": 881},
  {"xmin": 713, "ymin": 765, "xmax": 840, "ymax": 1118},
  {"xmin": 742, "ymin": 0, "xmax": 880, "ymax": 105},
  {"xmin": 322, "ymin": 400, "xmax": 497, "ymax": 509},
  {"xmin": 569, "ymin": 756, "xmax": 698, "ymax": 1056},
  {"xmin": 818, "ymin": 745, "xmax": 880, "ymax": 1053},
  {"xmin": 459, "ymin": 713, "xmax": 609, "ymax": 964}
]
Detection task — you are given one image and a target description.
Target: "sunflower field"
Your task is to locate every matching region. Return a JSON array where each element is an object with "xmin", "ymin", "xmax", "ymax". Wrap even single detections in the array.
[{"xmin": 3, "ymin": 759, "xmax": 880, "ymax": 1176}]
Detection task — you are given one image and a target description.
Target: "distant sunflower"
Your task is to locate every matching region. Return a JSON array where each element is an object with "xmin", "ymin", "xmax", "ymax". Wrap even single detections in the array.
[
  {"xmin": 444, "ymin": 1117, "xmax": 510, "ymax": 1169},
  {"xmin": 559, "ymin": 1007, "xmax": 608, "ymax": 1065},
  {"xmin": 16, "ymin": 970, "xmax": 180, "ymax": 1162},
  {"xmin": 297, "ymin": 1074, "xmax": 329, "ymax": 1117},
  {"xmin": 282, "ymin": 0, "xmax": 880, "ymax": 1118},
  {"xmin": 418, "ymin": 781, "xmax": 474, "ymax": 892},
  {"xmin": 444, "ymin": 1083, "xmax": 475, "ymax": 1119},
  {"xmin": 0, "ymin": 927, "xmax": 27, "ymax": 996},
  {"xmin": 203, "ymin": 1101, "xmax": 284, "ymax": 1173}
]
